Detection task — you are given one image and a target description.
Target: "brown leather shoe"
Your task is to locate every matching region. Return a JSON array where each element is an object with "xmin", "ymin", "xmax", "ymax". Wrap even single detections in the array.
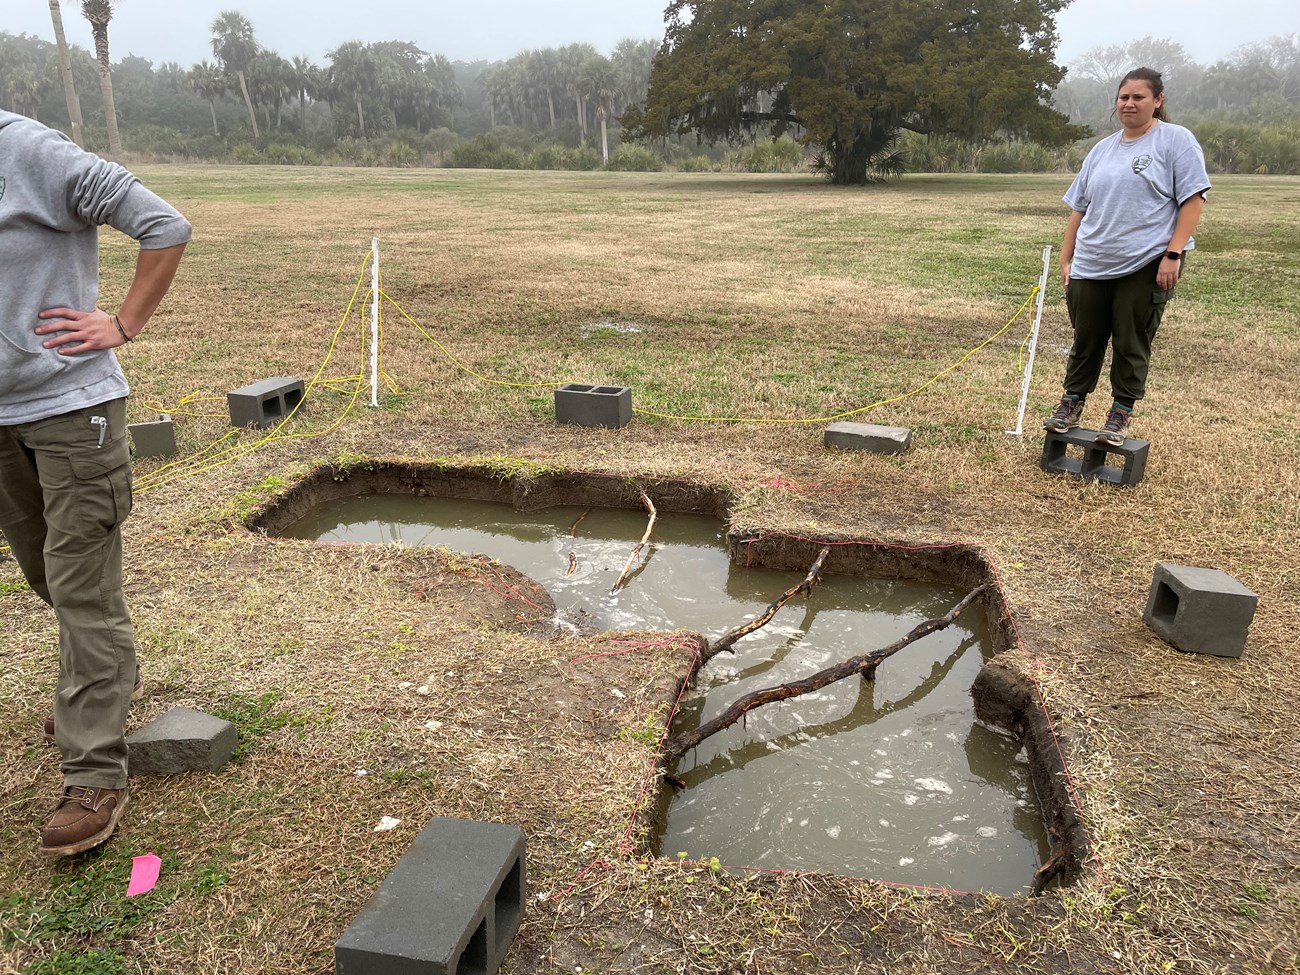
[
  {"xmin": 39, "ymin": 785, "xmax": 129, "ymax": 857},
  {"xmin": 43, "ymin": 675, "xmax": 144, "ymax": 744}
]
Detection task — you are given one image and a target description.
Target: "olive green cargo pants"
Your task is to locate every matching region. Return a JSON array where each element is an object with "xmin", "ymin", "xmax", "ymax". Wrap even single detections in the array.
[
  {"xmin": 0, "ymin": 397, "xmax": 136, "ymax": 789},
  {"xmin": 1064, "ymin": 256, "xmax": 1175, "ymax": 404}
]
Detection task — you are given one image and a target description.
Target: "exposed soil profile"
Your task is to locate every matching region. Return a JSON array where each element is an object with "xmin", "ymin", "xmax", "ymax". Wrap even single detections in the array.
[{"xmin": 251, "ymin": 461, "xmax": 1086, "ymax": 892}]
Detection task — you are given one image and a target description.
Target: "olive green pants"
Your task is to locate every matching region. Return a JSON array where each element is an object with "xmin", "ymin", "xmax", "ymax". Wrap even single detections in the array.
[
  {"xmin": 1064, "ymin": 256, "xmax": 1175, "ymax": 404},
  {"xmin": 0, "ymin": 398, "xmax": 136, "ymax": 789}
]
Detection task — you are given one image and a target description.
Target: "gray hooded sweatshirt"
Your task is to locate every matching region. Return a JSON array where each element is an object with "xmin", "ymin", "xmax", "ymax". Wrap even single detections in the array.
[{"xmin": 0, "ymin": 110, "xmax": 192, "ymax": 424}]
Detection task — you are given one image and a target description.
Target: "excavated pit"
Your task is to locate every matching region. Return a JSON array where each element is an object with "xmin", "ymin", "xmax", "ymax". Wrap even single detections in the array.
[{"xmin": 249, "ymin": 462, "xmax": 1085, "ymax": 893}]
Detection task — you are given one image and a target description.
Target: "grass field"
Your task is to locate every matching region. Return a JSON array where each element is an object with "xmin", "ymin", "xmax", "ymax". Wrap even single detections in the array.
[{"xmin": 1, "ymin": 166, "xmax": 1297, "ymax": 975}]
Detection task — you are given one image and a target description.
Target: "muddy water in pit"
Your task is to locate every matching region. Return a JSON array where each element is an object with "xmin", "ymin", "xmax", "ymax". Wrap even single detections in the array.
[{"xmin": 281, "ymin": 496, "xmax": 1049, "ymax": 892}]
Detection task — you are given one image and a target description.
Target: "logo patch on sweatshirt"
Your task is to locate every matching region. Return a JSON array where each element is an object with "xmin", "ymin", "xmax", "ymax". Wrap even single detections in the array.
[
  {"xmin": 0, "ymin": 176, "xmax": 6, "ymax": 202},
  {"xmin": 1132, "ymin": 155, "xmax": 1153, "ymax": 174}
]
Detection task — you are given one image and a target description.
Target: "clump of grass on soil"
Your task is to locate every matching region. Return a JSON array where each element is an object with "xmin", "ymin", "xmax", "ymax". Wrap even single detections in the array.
[{"xmin": 1, "ymin": 168, "xmax": 1297, "ymax": 974}]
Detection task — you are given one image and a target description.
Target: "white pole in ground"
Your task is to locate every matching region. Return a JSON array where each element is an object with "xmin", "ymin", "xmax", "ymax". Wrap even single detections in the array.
[
  {"xmin": 1006, "ymin": 244, "xmax": 1053, "ymax": 436},
  {"xmin": 369, "ymin": 237, "xmax": 380, "ymax": 408}
]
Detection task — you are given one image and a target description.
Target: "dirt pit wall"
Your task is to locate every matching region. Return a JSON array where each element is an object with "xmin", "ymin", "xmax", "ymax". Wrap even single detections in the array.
[{"xmin": 248, "ymin": 461, "xmax": 1085, "ymax": 891}]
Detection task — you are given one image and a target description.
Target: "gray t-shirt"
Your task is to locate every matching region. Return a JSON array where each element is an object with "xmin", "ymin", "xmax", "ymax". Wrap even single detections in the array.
[
  {"xmin": 1064, "ymin": 121, "xmax": 1211, "ymax": 280},
  {"xmin": 0, "ymin": 111, "xmax": 192, "ymax": 424}
]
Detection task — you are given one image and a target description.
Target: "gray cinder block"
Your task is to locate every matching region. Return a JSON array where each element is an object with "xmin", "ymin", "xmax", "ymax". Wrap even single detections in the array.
[
  {"xmin": 127, "ymin": 707, "xmax": 238, "ymax": 775},
  {"xmin": 1041, "ymin": 428, "xmax": 1149, "ymax": 487},
  {"xmin": 227, "ymin": 377, "xmax": 305, "ymax": 428},
  {"xmin": 128, "ymin": 415, "xmax": 177, "ymax": 458},
  {"xmin": 1144, "ymin": 563, "xmax": 1259, "ymax": 658},
  {"xmin": 823, "ymin": 421, "xmax": 912, "ymax": 455},
  {"xmin": 336, "ymin": 817, "xmax": 526, "ymax": 975},
  {"xmin": 554, "ymin": 384, "xmax": 632, "ymax": 429}
]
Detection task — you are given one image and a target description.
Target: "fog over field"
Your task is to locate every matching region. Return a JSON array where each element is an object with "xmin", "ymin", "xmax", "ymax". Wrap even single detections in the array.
[{"xmin": 7, "ymin": 0, "xmax": 1297, "ymax": 67}]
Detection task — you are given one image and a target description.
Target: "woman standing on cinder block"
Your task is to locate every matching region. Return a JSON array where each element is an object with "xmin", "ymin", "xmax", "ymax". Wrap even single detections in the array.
[{"xmin": 1044, "ymin": 67, "xmax": 1211, "ymax": 445}]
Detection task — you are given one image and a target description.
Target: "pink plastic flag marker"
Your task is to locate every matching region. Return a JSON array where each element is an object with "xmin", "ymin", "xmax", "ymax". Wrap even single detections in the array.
[{"xmin": 126, "ymin": 853, "xmax": 162, "ymax": 897}]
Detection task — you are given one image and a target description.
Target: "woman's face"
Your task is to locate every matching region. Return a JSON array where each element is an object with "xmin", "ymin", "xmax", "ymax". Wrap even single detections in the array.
[{"xmin": 1116, "ymin": 79, "xmax": 1163, "ymax": 134}]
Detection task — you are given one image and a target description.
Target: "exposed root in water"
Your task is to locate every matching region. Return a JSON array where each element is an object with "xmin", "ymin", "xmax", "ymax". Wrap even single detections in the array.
[
  {"xmin": 1029, "ymin": 842, "xmax": 1070, "ymax": 896},
  {"xmin": 567, "ymin": 508, "xmax": 591, "ymax": 536},
  {"xmin": 700, "ymin": 546, "xmax": 831, "ymax": 666},
  {"xmin": 609, "ymin": 490, "xmax": 657, "ymax": 595},
  {"xmin": 664, "ymin": 585, "xmax": 986, "ymax": 763}
]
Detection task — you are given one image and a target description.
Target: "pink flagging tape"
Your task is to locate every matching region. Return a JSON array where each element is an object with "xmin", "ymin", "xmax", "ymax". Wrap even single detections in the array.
[{"xmin": 127, "ymin": 852, "xmax": 162, "ymax": 897}]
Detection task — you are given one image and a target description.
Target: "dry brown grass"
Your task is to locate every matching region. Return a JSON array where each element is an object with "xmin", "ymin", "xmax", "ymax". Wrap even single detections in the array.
[{"xmin": 1, "ymin": 167, "xmax": 1297, "ymax": 975}]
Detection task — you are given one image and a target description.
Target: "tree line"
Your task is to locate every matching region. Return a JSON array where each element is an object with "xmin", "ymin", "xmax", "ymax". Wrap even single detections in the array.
[
  {"xmin": 1, "ymin": 4, "xmax": 1297, "ymax": 179},
  {"xmin": 1054, "ymin": 34, "xmax": 1300, "ymax": 175},
  {"xmin": 1, "ymin": 6, "xmax": 656, "ymax": 165}
]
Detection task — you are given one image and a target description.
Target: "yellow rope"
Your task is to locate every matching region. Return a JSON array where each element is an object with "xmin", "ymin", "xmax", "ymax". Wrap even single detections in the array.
[
  {"xmin": 0, "ymin": 259, "xmax": 1040, "ymax": 558},
  {"xmin": 381, "ymin": 290, "xmax": 565, "ymax": 389},
  {"xmin": 635, "ymin": 288, "xmax": 1039, "ymax": 424},
  {"xmin": 139, "ymin": 391, "xmax": 227, "ymax": 420},
  {"xmin": 1016, "ymin": 310, "xmax": 1037, "ymax": 374},
  {"xmin": 388, "ymin": 286, "xmax": 1040, "ymax": 424},
  {"xmin": 134, "ymin": 255, "xmax": 372, "ymax": 494}
]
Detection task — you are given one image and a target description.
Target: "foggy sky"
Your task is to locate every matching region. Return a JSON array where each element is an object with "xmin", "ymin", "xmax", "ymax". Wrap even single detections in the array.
[{"xmin": 6, "ymin": 0, "xmax": 1298, "ymax": 71}]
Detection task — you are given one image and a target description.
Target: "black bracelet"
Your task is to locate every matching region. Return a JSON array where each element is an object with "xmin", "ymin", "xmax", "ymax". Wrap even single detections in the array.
[{"xmin": 111, "ymin": 314, "xmax": 133, "ymax": 343}]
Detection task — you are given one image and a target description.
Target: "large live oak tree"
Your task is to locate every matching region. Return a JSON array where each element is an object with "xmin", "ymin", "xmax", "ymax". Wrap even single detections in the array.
[{"xmin": 627, "ymin": 0, "xmax": 1086, "ymax": 184}]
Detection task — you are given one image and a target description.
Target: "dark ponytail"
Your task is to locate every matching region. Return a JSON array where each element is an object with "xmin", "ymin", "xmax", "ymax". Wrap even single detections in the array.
[{"xmin": 1118, "ymin": 67, "xmax": 1168, "ymax": 121}]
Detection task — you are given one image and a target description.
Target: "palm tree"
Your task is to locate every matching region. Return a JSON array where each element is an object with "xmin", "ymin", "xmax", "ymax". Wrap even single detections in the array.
[
  {"xmin": 371, "ymin": 41, "xmax": 427, "ymax": 131},
  {"xmin": 480, "ymin": 66, "xmax": 499, "ymax": 129},
  {"xmin": 328, "ymin": 41, "xmax": 378, "ymax": 138},
  {"xmin": 210, "ymin": 9, "xmax": 259, "ymax": 137},
  {"xmin": 582, "ymin": 56, "xmax": 619, "ymax": 166},
  {"xmin": 248, "ymin": 50, "xmax": 292, "ymax": 131},
  {"xmin": 526, "ymin": 49, "xmax": 557, "ymax": 128},
  {"xmin": 422, "ymin": 54, "xmax": 461, "ymax": 130},
  {"xmin": 4, "ymin": 68, "xmax": 48, "ymax": 120},
  {"xmin": 611, "ymin": 38, "xmax": 657, "ymax": 114},
  {"xmin": 48, "ymin": 1, "xmax": 85, "ymax": 145},
  {"xmin": 290, "ymin": 55, "xmax": 318, "ymax": 132},
  {"xmin": 559, "ymin": 43, "xmax": 599, "ymax": 139},
  {"xmin": 189, "ymin": 60, "xmax": 224, "ymax": 136},
  {"xmin": 80, "ymin": 0, "xmax": 122, "ymax": 154},
  {"xmin": 496, "ymin": 60, "xmax": 525, "ymax": 127}
]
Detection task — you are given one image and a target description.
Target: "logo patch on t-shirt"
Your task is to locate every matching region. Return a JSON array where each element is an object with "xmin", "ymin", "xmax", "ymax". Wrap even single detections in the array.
[{"xmin": 1132, "ymin": 155, "xmax": 1153, "ymax": 174}]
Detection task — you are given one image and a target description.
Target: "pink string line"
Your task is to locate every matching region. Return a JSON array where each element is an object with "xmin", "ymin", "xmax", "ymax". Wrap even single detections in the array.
[
  {"xmin": 563, "ymin": 636, "xmax": 705, "ymax": 856},
  {"xmin": 706, "ymin": 861, "xmax": 977, "ymax": 898},
  {"xmin": 555, "ymin": 853, "xmax": 977, "ymax": 900},
  {"xmin": 755, "ymin": 477, "xmax": 861, "ymax": 495},
  {"xmin": 1025, "ymin": 661, "xmax": 1108, "ymax": 882},
  {"xmin": 447, "ymin": 561, "xmax": 547, "ymax": 611},
  {"xmin": 566, "ymin": 638, "xmax": 684, "ymax": 677},
  {"xmin": 518, "ymin": 465, "xmax": 859, "ymax": 498},
  {"xmin": 739, "ymin": 530, "xmax": 972, "ymax": 568},
  {"xmin": 548, "ymin": 858, "xmax": 615, "ymax": 901},
  {"xmin": 981, "ymin": 559, "xmax": 1108, "ymax": 884},
  {"xmin": 617, "ymin": 638, "xmax": 703, "ymax": 855}
]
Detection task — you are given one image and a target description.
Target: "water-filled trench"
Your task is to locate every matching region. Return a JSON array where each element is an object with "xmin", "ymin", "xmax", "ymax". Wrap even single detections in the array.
[{"xmin": 278, "ymin": 494, "xmax": 1050, "ymax": 893}]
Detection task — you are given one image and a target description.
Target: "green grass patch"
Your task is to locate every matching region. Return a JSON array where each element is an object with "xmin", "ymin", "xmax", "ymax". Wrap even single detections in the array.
[
  {"xmin": 210, "ymin": 691, "xmax": 313, "ymax": 760},
  {"xmin": 1, "ymin": 848, "xmax": 181, "ymax": 949},
  {"xmin": 22, "ymin": 948, "xmax": 127, "ymax": 975}
]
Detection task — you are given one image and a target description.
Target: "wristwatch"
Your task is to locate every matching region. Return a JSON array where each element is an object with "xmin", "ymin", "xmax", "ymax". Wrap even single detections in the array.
[{"xmin": 1165, "ymin": 250, "xmax": 1183, "ymax": 261}]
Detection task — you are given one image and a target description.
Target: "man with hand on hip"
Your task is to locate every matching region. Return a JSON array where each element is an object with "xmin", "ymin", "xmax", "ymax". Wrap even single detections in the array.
[{"xmin": 0, "ymin": 110, "xmax": 191, "ymax": 856}]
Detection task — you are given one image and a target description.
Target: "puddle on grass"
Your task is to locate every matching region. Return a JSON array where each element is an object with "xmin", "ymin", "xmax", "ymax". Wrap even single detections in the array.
[{"xmin": 280, "ymin": 496, "xmax": 1050, "ymax": 893}]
